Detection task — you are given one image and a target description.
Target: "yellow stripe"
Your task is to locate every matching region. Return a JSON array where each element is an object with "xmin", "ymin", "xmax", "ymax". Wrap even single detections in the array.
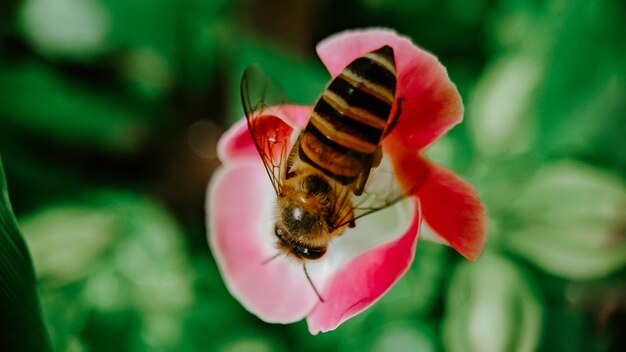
[
  {"xmin": 310, "ymin": 113, "xmax": 378, "ymax": 154},
  {"xmin": 364, "ymin": 52, "xmax": 396, "ymax": 75},
  {"xmin": 322, "ymin": 91, "xmax": 388, "ymax": 130},
  {"xmin": 340, "ymin": 71, "xmax": 394, "ymax": 103}
]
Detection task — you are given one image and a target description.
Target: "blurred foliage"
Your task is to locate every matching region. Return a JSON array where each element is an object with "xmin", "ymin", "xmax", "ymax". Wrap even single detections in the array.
[
  {"xmin": 20, "ymin": 190, "xmax": 195, "ymax": 351},
  {"xmin": 0, "ymin": 156, "xmax": 52, "ymax": 351},
  {"xmin": 0, "ymin": 0, "xmax": 624, "ymax": 351},
  {"xmin": 443, "ymin": 252, "xmax": 543, "ymax": 352}
]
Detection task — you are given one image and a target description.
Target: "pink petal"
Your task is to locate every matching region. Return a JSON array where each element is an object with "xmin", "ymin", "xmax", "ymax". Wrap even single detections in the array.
[
  {"xmin": 416, "ymin": 157, "xmax": 487, "ymax": 261},
  {"xmin": 275, "ymin": 104, "xmax": 312, "ymax": 127},
  {"xmin": 217, "ymin": 105, "xmax": 311, "ymax": 162},
  {"xmin": 306, "ymin": 199, "xmax": 421, "ymax": 334},
  {"xmin": 382, "ymin": 137, "xmax": 431, "ymax": 195},
  {"xmin": 216, "ymin": 118, "xmax": 259, "ymax": 161},
  {"xmin": 207, "ymin": 160, "xmax": 318, "ymax": 322},
  {"xmin": 316, "ymin": 28, "xmax": 463, "ymax": 150}
]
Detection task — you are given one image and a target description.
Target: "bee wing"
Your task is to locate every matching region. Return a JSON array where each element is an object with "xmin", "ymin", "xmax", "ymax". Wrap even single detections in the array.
[
  {"xmin": 241, "ymin": 64, "xmax": 290, "ymax": 117},
  {"xmin": 241, "ymin": 65, "xmax": 294, "ymax": 196},
  {"xmin": 330, "ymin": 156, "xmax": 422, "ymax": 228}
]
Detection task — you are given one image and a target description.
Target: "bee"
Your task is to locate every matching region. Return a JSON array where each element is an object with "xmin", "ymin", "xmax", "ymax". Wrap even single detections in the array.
[{"xmin": 242, "ymin": 46, "xmax": 409, "ymax": 300}]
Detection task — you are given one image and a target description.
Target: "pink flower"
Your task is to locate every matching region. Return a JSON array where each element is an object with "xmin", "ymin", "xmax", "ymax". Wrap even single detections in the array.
[{"xmin": 207, "ymin": 28, "xmax": 486, "ymax": 334}]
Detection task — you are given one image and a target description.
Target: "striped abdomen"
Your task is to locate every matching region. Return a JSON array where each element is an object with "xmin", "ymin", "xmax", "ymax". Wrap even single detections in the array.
[{"xmin": 299, "ymin": 45, "xmax": 397, "ymax": 185}]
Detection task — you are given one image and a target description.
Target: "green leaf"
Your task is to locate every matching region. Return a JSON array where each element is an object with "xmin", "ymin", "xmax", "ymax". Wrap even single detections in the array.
[
  {"xmin": 505, "ymin": 160, "xmax": 626, "ymax": 280},
  {"xmin": 467, "ymin": 53, "xmax": 541, "ymax": 158},
  {"xmin": 442, "ymin": 252, "xmax": 543, "ymax": 352},
  {"xmin": 369, "ymin": 321, "xmax": 437, "ymax": 352},
  {"xmin": 0, "ymin": 155, "xmax": 52, "ymax": 351},
  {"xmin": 0, "ymin": 62, "xmax": 149, "ymax": 154},
  {"xmin": 533, "ymin": 0, "xmax": 626, "ymax": 157},
  {"xmin": 20, "ymin": 190, "xmax": 195, "ymax": 351}
]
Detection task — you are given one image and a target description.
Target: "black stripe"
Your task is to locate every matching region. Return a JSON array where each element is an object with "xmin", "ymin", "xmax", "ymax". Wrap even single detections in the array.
[
  {"xmin": 328, "ymin": 78, "xmax": 392, "ymax": 120},
  {"xmin": 298, "ymin": 144, "xmax": 358, "ymax": 185},
  {"xmin": 299, "ymin": 124, "xmax": 372, "ymax": 185},
  {"xmin": 305, "ymin": 124, "xmax": 370, "ymax": 161},
  {"xmin": 314, "ymin": 98, "xmax": 384, "ymax": 145},
  {"xmin": 372, "ymin": 45, "xmax": 395, "ymax": 64},
  {"xmin": 346, "ymin": 57, "xmax": 396, "ymax": 93}
]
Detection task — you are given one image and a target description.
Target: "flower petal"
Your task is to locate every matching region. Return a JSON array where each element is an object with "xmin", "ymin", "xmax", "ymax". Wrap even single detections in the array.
[
  {"xmin": 416, "ymin": 157, "xmax": 486, "ymax": 261},
  {"xmin": 316, "ymin": 28, "xmax": 463, "ymax": 150},
  {"xmin": 382, "ymin": 137, "xmax": 431, "ymax": 195},
  {"xmin": 306, "ymin": 199, "xmax": 420, "ymax": 334},
  {"xmin": 217, "ymin": 105, "xmax": 311, "ymax": 162},
  {"xmin": 207, "ymin": 160, "xmax": 318, "ymax": 322}
]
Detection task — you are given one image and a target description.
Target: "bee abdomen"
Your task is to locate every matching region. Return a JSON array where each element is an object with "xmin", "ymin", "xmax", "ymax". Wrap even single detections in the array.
[
  {"xmin": 299, "ymin": 125, "xmax": 366, "ymax": 184},
  {"xmin": 300, "ymin": 45, "xmax": 397, "ymax": 185}
]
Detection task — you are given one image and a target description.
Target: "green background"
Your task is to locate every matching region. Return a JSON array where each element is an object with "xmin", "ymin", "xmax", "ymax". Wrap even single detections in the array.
[{"xmin": 0, "ymin": 0, "xmax": 625, "ymax": 351}]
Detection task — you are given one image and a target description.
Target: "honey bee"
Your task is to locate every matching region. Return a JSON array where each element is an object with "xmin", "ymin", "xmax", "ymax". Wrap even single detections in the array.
[{"xmin": 242, "ymin": 46, "xmax": 409, "ymax": 300}]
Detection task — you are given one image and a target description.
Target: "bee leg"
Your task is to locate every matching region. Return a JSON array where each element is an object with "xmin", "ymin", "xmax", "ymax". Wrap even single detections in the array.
[
  {"xmin": 371, "ymin": 146, "xmax": 383, "ymax": 168},
  {"xmin": 382, "ymin": 97, "xmax": 404, "ymax": 139},
  {"xmin": 344, "ymin": 209, "xmax": 356, "ymax": 228},
  {"xmin": 353, "ymin": 169, "xmax": 369, "ymax": 196},
  {"xmin": 353, "ymin": 161, "xmax": 373, "ymax": 196},
  {"xmin": 353, "ymin": 146, "xmax": 382, "ymax": 196}
]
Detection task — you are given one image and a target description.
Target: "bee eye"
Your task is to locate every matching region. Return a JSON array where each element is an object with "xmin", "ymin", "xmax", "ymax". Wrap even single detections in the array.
[{"xmin": 294, "ymin": 246, "xmax": 326, "ymax": 260}]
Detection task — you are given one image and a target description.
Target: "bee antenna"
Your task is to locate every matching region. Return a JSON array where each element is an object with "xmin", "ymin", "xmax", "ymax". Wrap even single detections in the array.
[
  {"xmin": 261, "ymin": 252, "xmax": 282, "ymax": 265},
  {"xmin": 303, "ymin": 264, "xmax": 325, "ymax": 303}
]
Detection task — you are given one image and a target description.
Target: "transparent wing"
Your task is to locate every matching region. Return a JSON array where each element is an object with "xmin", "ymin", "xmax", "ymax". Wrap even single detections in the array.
[
  {"xmin": 329, "ymin": 156, "xmax": 422, "ymax": 229},
  {"xmin": 241, "ymin": 64, "xmax": 290, "ymax": 118},
  {"xmin": 241, "ymin": 65, "xmax": 293, "ymax": 196}
]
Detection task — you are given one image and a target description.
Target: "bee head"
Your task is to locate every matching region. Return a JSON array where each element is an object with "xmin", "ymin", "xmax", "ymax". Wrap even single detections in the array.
[
  {"xmin": 274, "ymin": 225, "xmax": 327, "ymax": 260},
  {"xmin": 273, "ymin": 195, "xmax": 329, "ymax": 260}
]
